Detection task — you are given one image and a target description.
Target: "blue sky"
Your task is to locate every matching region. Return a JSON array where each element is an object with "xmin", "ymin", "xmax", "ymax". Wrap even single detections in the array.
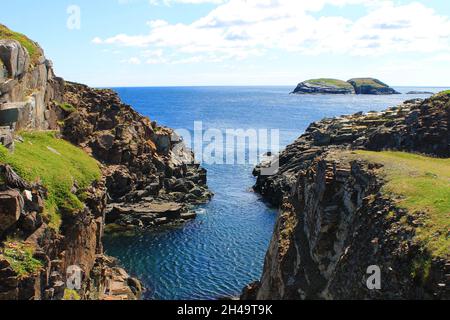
[{"xmin": 1, "ymin": 0, "xmax": 450, "ymax": 87}]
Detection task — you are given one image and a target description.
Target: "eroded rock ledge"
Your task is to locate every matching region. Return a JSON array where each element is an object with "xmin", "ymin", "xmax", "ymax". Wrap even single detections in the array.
[{"xmin": 244, "ymin": 93, "xmax": 450, "ymax": 300}]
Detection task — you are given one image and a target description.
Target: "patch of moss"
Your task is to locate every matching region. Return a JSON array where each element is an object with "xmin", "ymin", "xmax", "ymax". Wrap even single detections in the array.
[
  {"xmin": 0, "ymin": 131, "xmax": 101, "ymax": 230},
  {"xmin": 411, "ymin": 254, "xmax": 432, "ymax": 285},
  {"xmin": 353, "ymin": 151, "xmax": 450, "ymax": 259},
  {"xmin": 0, "ymin": 241, "xmax": 43, "ymax": 279},
  {"xmin": 59, "ymin": 102, "xmax": 76, "ymax": 113},
  {"xmin": 0, "ymin": 24, "xmax": 40, "ymax": 66},
  {"xmin": 63, "ymin": 289, "xmax": 81, "ymax": 300},
  {"xmin": 306, "ymin": 78, "xmax": 354, "ymax": 89}
]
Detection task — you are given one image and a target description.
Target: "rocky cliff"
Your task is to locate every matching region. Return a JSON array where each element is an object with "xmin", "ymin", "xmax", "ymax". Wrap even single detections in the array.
[
  {"xmin": 0, "ymin": 25, "xmax": 211, "ymax": 300},
  {"xmin": 0, "ymin": 24, "xmax": 63, "ymax": 148},
  {"xmin": 61, "ymin": 82, "xmax": 212, "ymax": 229},
  {"xmin": 243, "ymin": 93, "xmax": 450, "ymax": 300}
]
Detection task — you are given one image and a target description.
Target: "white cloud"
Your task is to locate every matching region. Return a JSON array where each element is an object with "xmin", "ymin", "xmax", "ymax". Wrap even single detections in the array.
[
  {"xmin": 96, "ymin": 0, "xmax": 450, "ymax": 64},
  {"xmin": 429, "ymin": 54, "xmax": 450, "ymax": 62},
  {"xmin": 121, "ymin": 57, "xmax": 142, "ymax": 64},
  {"xmin": 149, "ymin": 0, "xmax": 225, "ymax": 5},
  {"xmin": 92, "ymin": 37, "xmax": 103, "ymax": 44}
]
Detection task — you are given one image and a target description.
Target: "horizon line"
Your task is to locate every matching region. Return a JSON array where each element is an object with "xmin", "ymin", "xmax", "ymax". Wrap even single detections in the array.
[{"xmin": 96, "ymin": 84, "xmax": 450, "ymax": 89}]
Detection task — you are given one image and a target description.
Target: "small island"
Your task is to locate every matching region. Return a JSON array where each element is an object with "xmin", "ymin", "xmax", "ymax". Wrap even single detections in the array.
[
  {"xmin": 292, "ymin": 77, "xmax": 400, "ymax": 95},
  {"xmin": 406, "ymin": 91, "xmax": 435, "ymax": 95}
]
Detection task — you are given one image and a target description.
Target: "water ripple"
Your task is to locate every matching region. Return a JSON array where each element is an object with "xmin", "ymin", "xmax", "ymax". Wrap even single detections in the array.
[{"xmin": 104, "ymin": 86, "xmax": 439, "ymax": 300}]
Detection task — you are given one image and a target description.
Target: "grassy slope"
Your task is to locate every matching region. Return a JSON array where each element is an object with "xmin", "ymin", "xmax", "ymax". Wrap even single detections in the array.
[
  {"xmin": 306, "ymin": 78, "xmax": 354, "ymax": 89},
  {"xmin": 0, "ymin": 131, "xmax": 101, "ymax": 229},
  {"xmin": 348, "ymin": 78, "xmax": 387, "ymax": 88},
  {"xmin": 353, "ymin": 151, "xmax": 450, "ymax": 259},
  {"xmin": 0, "ymin": 24, "xmax": 40, "ymax": 66}
]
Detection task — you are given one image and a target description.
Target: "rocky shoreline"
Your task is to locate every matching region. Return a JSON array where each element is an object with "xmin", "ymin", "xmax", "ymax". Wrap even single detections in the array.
[
  {"xmin": 0, "ymin": 25, "xmax": 211, "ymax": 300},
  {"xmin": 243, "ymin": 93, "xmax": 450, "ymax": 300}
]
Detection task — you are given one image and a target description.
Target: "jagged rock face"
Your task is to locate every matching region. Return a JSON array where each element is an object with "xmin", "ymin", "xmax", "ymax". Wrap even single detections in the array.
[
  {"xmin": 0, "ymin": 40, "xmax": 29, "ymax": 79},
  {"xmin": 366, "ymin": 95, "xmax": 450, "ymax": 157},
  {"xmin": 251, "ymin": 152, "xmax": 449, "ymax": 300},
  {"xmin": 61, "ymin": 82, "xmax": 212, "ymax": 229},
  {"xmin": 0, "ymin": 189, "xmax": 22, "ymax": 233},
  {"xmin": 247, "ymin": 94, "xmax": 450, "ymax": 300},
  {"xmin": 0, "ymin": 39, "xmax": 62, "ymax": 135}
]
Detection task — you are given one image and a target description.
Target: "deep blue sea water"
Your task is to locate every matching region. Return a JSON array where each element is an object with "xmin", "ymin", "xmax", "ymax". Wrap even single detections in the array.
[{"xmin": 102, "ymin": 86, "xmax": 448, "ymax": 300}]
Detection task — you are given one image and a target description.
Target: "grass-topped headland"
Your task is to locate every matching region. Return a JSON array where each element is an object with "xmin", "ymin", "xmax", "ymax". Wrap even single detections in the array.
[
  {"xmin": 0, "ymin": 131, "xmax": 101, "ymax": 229},
  {"xmin": 307, "ymin": 78, "xmax": 354, "ymax": 89},
  {"xmin": 0, "ymin": 24, "xmax": 40, "ymax": 66},
  {"xmin": 351, "ymin": 151, "xmax": 450, "ymax": 259},
  {"xmin": 347, "ymin": 78, "xmax": 387, "ymax": 89}
]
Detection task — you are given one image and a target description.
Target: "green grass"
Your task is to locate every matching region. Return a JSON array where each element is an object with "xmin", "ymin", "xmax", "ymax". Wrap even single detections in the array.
[
  {"xmin": 59, "ymin": 102, "xmax": 76, "ymax": 113},
  {"xmin": 353, "ymin": 151, "xmax": 450, "ymax": 259},
  {"xmin": 306, "ymin": 78, "xmax": 354, "ymax": 89},
  {"xmin": 348, "ymin": 78, "xmax": 387, "ymax": 88},
  {"xmin": 0, "ymin": 240, "xmax": 43, "ymax": 279},
  {"xmin": 435, "ymin": 90, "xmax": 450, "ymax": 96},
  {"xmin": 0, "ymin": 24, "xmax": 40, "ymax": 66},
  {"xmin": 0, "ymin": 131, "xmax": 101, "ymax": 229},
  {"xmin": 63, "ymin": 289, "xmax": 81, "ymax": 300}
]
